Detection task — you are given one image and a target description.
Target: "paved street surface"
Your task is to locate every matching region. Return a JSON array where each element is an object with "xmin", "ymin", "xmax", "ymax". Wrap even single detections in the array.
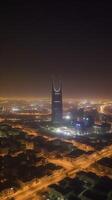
[{"xmin": 1, "ymin": 124, "xmax": 112, "ymax": 200}]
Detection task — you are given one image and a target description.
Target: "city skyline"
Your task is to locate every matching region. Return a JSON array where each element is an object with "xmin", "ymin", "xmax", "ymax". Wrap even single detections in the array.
[{"xmin": 0, "ymin": 1, "xmax": 112, "ymax": 200}]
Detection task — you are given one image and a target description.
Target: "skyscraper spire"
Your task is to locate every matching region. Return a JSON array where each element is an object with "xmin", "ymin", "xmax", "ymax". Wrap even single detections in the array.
[{"xmin": 51, "ymin": 79, "xmax": 63, "ymax": 123}]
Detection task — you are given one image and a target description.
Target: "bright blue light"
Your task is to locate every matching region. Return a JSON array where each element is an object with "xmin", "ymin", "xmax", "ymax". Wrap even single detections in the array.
[{"xmin": 76, "ymin": 123, "xmax": 80, "ymax": 127}]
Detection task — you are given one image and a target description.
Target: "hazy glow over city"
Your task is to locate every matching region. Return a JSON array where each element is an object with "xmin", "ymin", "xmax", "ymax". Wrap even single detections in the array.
[{"xmin": 0, "ymin": 1, "xmax": 112, "ymax": 200}]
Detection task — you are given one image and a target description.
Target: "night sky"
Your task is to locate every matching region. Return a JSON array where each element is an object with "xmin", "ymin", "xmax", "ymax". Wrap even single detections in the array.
[{"xmin": 0, "ymin": 1, "xmax": 112, "ymax": 98}]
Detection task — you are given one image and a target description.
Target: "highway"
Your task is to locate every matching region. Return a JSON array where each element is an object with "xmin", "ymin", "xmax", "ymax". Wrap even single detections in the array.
[
  {"xmin": 2, "ymin": 143, "xmax": 112, "ymax": 200},
  {"xmin": 0, "ymin": 122, "xmax": 111, "ymax": 200},
  {"xmin": 86, "ymin": 163, "xmax": 112, "ymax": 179}
]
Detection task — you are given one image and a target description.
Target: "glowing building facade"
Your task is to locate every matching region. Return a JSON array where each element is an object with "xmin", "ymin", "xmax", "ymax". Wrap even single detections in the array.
[{"xmin": 51, "ymin": 80, "xmax": 63, "ymax": 123}]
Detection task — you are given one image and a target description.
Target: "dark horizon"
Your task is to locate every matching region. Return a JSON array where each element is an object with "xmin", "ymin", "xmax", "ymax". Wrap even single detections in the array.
[{"xmin": 0, "ymin": 1, "xmax": 112, "ymax": 98}]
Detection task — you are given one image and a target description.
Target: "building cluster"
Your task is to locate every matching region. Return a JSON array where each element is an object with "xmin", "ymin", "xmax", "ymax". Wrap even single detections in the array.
[
  {"xmin": 42, "ymin": 172, "xmax": 112, "ymax": 200},
  {"xmin": 0, "ymin": 81, "xmax": 112, "ymax": 200}
]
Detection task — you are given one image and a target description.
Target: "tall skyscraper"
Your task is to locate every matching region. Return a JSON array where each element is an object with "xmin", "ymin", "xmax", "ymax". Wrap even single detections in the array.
[{"xmin": 51, "ymin": 80, "xmax": 63, "ymax": 123}]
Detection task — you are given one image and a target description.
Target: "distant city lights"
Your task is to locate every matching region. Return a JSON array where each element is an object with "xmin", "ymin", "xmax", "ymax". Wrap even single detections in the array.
[
  {"xmin": 63, "ymin": 113, "xmax": 71, "ymax": 120},
  {"xmin": 11, "ymin": 107, "xmax": 20, "ymax": 112}
]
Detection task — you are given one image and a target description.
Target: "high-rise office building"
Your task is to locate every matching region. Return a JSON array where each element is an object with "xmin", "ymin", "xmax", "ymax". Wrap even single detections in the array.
[{"xmin": 51, "ymin": 80, "xmax": 63, "ymax": 123}]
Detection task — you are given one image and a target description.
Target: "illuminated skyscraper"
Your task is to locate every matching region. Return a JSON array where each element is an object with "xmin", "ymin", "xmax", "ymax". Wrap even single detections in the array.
[{"xmin": 51, "ymin": 80, "xmax": 63, "ymax": 123}]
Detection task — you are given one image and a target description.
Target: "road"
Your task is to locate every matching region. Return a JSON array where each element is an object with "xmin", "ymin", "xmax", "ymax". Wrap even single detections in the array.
[
  {"xmin": 2, "ymin": 143, "xmax": 112, "ymax": 200},
  {"xmin": 86, "ymin": 163, "xmax": 112, "ymax": 179},
  {"xmin": 11, "ymin": 123, "xmax": 94, "ymax": 152}
]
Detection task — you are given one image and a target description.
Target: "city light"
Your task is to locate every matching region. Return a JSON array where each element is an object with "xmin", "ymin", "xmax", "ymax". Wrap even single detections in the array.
[
  {"xmin": 64, "ymin": 115, "xmax": 71, "ymax": 120},
  {"xmin": 0, "ymin": 1, "xmax": 112, "ymax": 199},
  {"xmin": 11, "ymin": 107, "xmax": 20, "ymax": 112}
]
